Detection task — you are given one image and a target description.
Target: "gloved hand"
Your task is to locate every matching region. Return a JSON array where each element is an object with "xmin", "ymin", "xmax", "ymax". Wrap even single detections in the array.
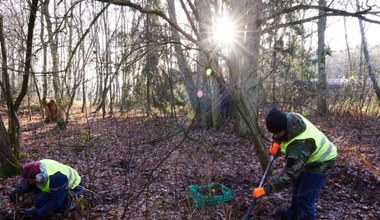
[
  {"xmin": 252, "ymin": 187, "xmax": 266, "ymax": 199},
  {"xmin": 21, "ymin": 206, "xmax": 38, "ymax": 218},
  {"xmin": 9, "ymin": 189, "xmax": 20, "ymax": 203},
  {"xmin": 269, "ymin": 142, "xmax": 280, "ymax": 156}
]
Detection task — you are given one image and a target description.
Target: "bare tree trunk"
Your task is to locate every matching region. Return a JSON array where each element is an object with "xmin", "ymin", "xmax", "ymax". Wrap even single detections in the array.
[
  {"xmin": 119, "ymin": 13, "xmax": 135, "ymax": 115},
  {"xmin": 167, "ymin": 0, "xmax": 199, "ymax": 114},
  {"xmin": 343, "ymin": 17, "xmax": 353, "ymax": 75},
  {"xmin": 229, "ymin": 0, "xmax": 268, "ymax": 168},
  {"xmin": 211, "ymin": 61, "xmax": 222, "ymax": 130},
  {"xmin": 13, "ymin": 0, "xmax": 38, "ymax": 111},
  {"xmin": 143, "ymin": 14, "xmax": 152, "ymax": 117},
  {"xmin": 42, "ymin": 0, "xmax": 66, "ymax": 128},
  {"xmin": 82, "ymin": 72, "xmax": 86, "ymax": 113},
  {"xmin": 0, "ymin": 0, "xmax": 39, "ymax": 170},
  {"xmin": 32, "ymin": 73, "xmax": 44, "ymax": 119},
  {"xmin": 109, "ymin": 84, "xmax": 114, "ymax": 117},
  {"xmin": 0, "ymin": 116, "xmax": 17, "ymax": 175},
  {"xmin": 356, "ymin": 1, "xmax": 380, "ymax": 102},
  {"xmin": 94, "ymin": 38, "xmax": 102, "ymax": 107},
  {"xmin": 317, "ymin": 0, "xmax": 328, "ymax": 115},
  {"xmin": 40, "ymin": 4, "xmax": 48, "ymax": 118},
  {"xmin": 196, "ymin": 0, "xmax": 213, "ymax": 128},
  {"xmin": 0, "ymin": 15, "xmax": 19, "ymax": 174},
  {"xmin": 244, "ymin": 0, "xmax": 267, "ymax": 164},
  {"xmin": 9, "ymin": 0, "xmax": 39, "ymax": 158},
  {"xmin": 94, "ymin": 6, "xmax": 124, "ymax": 117},
  {"xmin": 102, "ymin": 12, "xmax": 110, "ymax": 118},
  {"xmin": 270, "ymin": 11, "xmax": 282, "ymax": 104},
  {"xmin": 235, "ymin": 0, "xmax": 261, "ymax": 135},
  {"xmin": 80, "ymin": 2, "xmax": 87, "ymax": 113}
]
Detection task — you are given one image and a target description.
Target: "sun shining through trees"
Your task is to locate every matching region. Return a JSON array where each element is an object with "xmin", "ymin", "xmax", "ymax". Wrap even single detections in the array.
[{"xmin": 212, "ymin": 16, "xmax": 237, "ymax": 49}]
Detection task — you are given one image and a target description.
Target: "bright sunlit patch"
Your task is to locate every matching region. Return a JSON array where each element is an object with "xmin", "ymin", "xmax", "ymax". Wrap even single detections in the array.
[{"xmin": 212, "ymin": 16, "xmax": 237, "ymax": 47}]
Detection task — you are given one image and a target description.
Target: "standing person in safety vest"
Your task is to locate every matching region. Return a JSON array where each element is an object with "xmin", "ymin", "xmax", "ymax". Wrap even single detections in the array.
[
  {"xmin": 9, "ymin": 159, "xmax": 84, "ymax": 218},
  {"xmin": 252, "ymin": 108, "xmax": 337, "ymax": 220}
]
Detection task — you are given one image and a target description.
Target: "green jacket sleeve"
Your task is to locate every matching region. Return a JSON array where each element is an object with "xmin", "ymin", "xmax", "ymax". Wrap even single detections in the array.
[{"xmin": 263, "ymin": 140, "xmax": 315, "ymax": 195}]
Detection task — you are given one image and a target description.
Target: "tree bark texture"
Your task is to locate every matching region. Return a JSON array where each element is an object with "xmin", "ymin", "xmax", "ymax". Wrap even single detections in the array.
[
  {"xmin": 317, "ymin": 0, "xmax": 328, "ymax": 116},
  {"xmin": 0, "ymin": 15, "xmax": 20, "ymax": 173},
  {"xmin": 167, "ymin": 0, "xmax": 199, "ymax": 114}
]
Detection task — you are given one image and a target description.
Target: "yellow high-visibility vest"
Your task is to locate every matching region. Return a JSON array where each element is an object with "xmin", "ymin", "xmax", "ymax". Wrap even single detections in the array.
[
  {"xmin": 281, "ymin": 114, "xmax": 337, "ymax": 163},
  {"xmin": 36, "ymin": 159, "xmax": 81, "ymax": 193}
]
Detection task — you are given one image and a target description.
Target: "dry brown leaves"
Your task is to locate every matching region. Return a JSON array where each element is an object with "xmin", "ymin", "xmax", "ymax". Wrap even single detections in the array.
[{"xmin": 0, "ymin": 110, "xmax": 379, "ymax": 219}]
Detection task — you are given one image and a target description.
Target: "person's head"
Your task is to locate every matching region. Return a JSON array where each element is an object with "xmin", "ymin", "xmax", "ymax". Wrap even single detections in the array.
[
  {"xmin": 266, "ymin": 108, "xmax": 287, "ymax": 140},
  {"xmin": 22, "ymin": 161, "xmax": 41, "ymax": 184}
]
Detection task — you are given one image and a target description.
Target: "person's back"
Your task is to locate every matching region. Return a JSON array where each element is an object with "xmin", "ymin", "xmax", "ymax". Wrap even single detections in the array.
[{"xmin": 10, "ymin": 159, "xmax": 84, "ymax": 218}]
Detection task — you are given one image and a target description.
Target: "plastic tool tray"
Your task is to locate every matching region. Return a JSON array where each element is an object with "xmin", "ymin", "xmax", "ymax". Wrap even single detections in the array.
[{"xmin": 189, "ymin": 182, "xmax": 233, "ymax": 208}]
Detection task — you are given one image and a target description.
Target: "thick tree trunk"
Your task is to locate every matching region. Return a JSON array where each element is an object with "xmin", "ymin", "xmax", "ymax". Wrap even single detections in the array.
[
  {"xmin": 196, "ymin": 0, "xmax": 212, "ymax": 128},
  {"xmin": 0, "ymin": 15, "xmax": 20, "ymax": 174},
  {"xmin": 211, "ymin": 68, "xmax": 222, "ymax": 130},
  {"xmin": 2, "ymin": 0, "xmax": 39, "ymax": 170},
  {"xmin": 0, "ymin": 116, "xmax": 18, "ymax": 176},
  {"xmin": 229, "ymin": 0, "xmax": 268, "ymax": 169}
]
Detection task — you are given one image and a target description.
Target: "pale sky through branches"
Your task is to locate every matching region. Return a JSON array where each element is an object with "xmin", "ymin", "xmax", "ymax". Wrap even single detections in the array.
[{"xmin": 326, "ymin": 16, "xmax": 380, "ymax": 51}]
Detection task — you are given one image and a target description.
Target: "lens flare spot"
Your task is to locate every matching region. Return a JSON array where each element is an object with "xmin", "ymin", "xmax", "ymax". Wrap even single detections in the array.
[
  {"xmin": 197, "ymin": 90, "xmax": 203, "ymax": 98},
  {"xmin": 206, "ymin": 68, "xmax": 212, "ymax": 76}
]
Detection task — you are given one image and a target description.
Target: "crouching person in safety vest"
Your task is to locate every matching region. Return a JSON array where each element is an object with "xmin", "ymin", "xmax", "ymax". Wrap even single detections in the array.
[
  {"xmin": 9, "ymin": 159, "xmax": 84, "ymax": 218},
  {"xmin": 252, "ymin": 108, "xmax": 337, "ymax": 220}
]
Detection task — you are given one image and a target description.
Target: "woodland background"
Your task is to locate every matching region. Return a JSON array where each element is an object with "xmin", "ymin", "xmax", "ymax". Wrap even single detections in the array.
[{"xmin": 0, "ymin": 0, "xmax": 379, "ymax": 219}]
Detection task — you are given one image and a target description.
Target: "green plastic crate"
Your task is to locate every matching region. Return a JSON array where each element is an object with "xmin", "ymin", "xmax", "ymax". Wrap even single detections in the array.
[{"xmin": 188, "ymin": 182, "xmax": 233, "ymax": 208}]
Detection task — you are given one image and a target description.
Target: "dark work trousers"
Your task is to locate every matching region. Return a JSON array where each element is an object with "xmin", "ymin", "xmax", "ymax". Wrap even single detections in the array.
[
  {"xmin": 34, "ymin": 180, "xmax": 84, "ymax": 213},
  {"xmin": 283, "ymin": 171, "xmax": 328, "ymax": 220}
]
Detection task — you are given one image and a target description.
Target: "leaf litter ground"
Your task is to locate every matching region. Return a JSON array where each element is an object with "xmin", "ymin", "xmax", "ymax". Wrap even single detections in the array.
[{"xmin": 0, "ymin": 109, "xmax": 379, "ymax": 219}]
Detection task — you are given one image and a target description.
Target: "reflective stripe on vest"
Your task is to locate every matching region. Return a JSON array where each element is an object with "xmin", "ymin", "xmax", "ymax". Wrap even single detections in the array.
[
  {"xmin": 36, "ymin": 159, "xmax": 81, "ymax": 193},
  {"xmin": 280, "ymin": 114, "xmax": 337, "ymax": 163}
]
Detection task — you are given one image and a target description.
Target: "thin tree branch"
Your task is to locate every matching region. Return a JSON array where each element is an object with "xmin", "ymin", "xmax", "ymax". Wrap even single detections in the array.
[
  {"xmin": 14, "ymin": 0, "xmax": 39, "ymax": 111},
  {"xmin": 262, "ymin": 4, "xmax": 380, "ymax": 26},
  {"xmin": 95, "ymin": 0, "xmax": 200, "ymax": 46}
]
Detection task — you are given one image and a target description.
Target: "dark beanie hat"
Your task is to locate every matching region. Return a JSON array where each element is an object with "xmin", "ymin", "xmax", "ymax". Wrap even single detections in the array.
[{"xmin": 266, "ymin": 108, "xmax": 287, "ymax": 133}]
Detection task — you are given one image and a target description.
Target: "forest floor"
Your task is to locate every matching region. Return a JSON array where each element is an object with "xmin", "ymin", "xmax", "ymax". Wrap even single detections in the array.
[{"xmin": 0, "ymin": 107, "xmax": 379, "ymax": 220}]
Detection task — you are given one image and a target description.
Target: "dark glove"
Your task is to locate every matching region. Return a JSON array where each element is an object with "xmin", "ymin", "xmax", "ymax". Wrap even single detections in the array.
[
  {"xmin": 21, "ymin": 206, "xmax": 38, "ymax": 218},
  {"xmin": 9, "ymin": 189, "xmax": 20, "ymax": 203},
  {"xmin": 10, "ymin": 184, "xmax": 25, "ymax": 203}
]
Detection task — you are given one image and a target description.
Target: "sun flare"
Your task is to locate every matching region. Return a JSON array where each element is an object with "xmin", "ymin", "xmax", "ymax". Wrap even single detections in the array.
[{"xmin": 212, "ymin": 16, "xmax": 237, "ymax": 47}]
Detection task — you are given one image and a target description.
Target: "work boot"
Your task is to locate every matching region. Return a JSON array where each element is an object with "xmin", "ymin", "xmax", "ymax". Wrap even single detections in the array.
[{"xmin": 271, "ymin": 208, "xmax": 291, "ymax": 220}]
